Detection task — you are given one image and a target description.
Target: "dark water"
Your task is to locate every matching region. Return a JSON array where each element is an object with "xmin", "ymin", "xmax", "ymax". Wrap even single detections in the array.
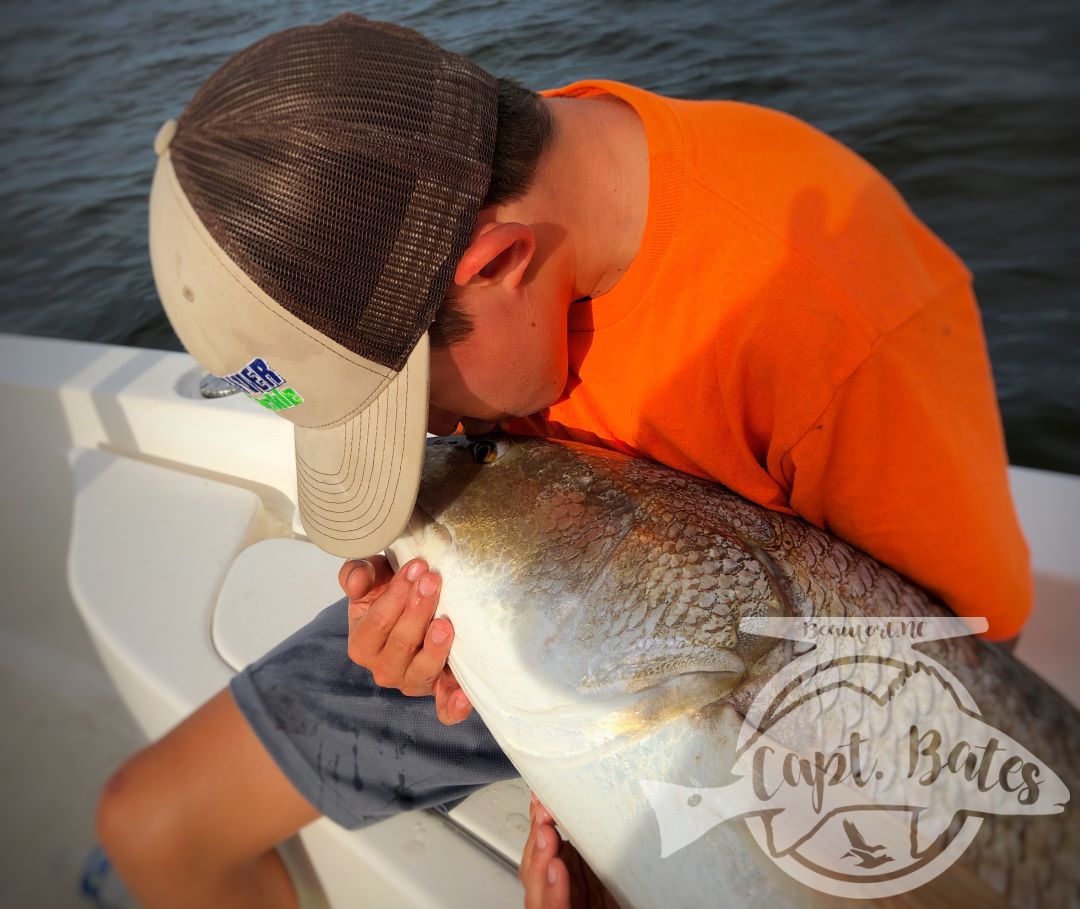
[{"xmin": 2, "ymin": 0, "xmax": 1077, "ymax": 473}]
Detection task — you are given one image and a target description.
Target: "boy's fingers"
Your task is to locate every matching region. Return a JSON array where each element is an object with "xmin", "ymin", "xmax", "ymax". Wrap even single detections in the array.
[
  {"xmin": 345, "ymin": 557, "xmax": 395, "ymax": 631},
  {"xmin": 349, "ymin": 559, "xmax": 425, "ymax": 663},
  {"xmin": 449, "ymin": 688, "xmax": 473, "ymax": 723},
  {"xmin": 433, "ymin": 671, "xmax": 456, "ymax": 725},
  {"xmin": 342, "ymin": 560, "xmax": 375, "ymax": 607},
  {"xmin": 345, "ymin": 556, "xmax": 392, "ymax": 600},
  {"xmin": 339, "ymin": 552, "xmax": 390, "ymax": 595},
  {"xmin": 379, "ymin": 572, "xmax": 441, "ymax": 685},
  {"xmin": 433, "ymin": 669, "xmax": 473, "ymax": 725},
  {"xmin": 520, "ymin": 816, "xmax": 539, "ymax": 887},
  {"xmin": 435, "ymin": 669, "xmax": 472, "ymax": 724},
  {"xmin": 338, "ymin": 558, "xmax": 365, "ymax": 593},
  {"xmin": 434, "ymin": 673, "xmax": 451, "ymax": 724},
  {"xmin": 401, "ymin": 617, "xmax": 454, "ymax": 696},
  {"xmin": 544, "ymin": 857, "xmax": 570, "ymax": 909},
  {"xmin": 523, "ymin": 820, "xmax": 559, "ymax": 909},
  {"xmin": 447, "ymin": 668, "xmax": 473, "ymax": 720},
  {"xmin": 534, "ymin": 798, "xmax": 553, "ymax": 826}
]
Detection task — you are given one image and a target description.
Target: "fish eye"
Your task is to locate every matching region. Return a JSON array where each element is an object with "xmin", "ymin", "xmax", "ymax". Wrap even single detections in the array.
[{"xmin": 470, "ymin": 440, "xmax": 497, "ymax": 463}]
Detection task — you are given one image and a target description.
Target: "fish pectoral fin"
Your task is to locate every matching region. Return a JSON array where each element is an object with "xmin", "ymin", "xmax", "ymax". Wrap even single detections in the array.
[
  {"xmin": 583, "ymin": 647, "xmax": 746, "ymax": 698},
  {"xmin": 631, "ymin": 657, "xmax": 746, "ymax": 695}
]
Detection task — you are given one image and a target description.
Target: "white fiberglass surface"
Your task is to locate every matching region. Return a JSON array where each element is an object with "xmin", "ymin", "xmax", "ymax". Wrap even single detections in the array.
[{"xmin": 1, "ymin": 335, "xmax": 1077, "ymax": 907}]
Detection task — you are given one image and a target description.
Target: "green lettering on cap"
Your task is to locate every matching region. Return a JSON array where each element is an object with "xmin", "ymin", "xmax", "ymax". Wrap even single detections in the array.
[{"xmin": 249, "ymin": 386, "xmax": 305, "ymax": 412}]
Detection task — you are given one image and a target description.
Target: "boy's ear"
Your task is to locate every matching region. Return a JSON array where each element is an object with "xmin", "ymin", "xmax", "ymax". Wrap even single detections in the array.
[{"xmin": 453, "ymin": 222, "xmax": 536, "ymax": 290}]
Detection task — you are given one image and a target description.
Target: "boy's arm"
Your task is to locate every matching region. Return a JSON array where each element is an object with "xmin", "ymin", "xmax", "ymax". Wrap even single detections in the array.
[{"xmin": 779, "ymin": 280, "xmax": 1033, "ymax": 641}]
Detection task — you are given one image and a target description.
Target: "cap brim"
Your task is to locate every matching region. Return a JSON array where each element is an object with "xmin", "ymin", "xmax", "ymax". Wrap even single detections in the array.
[{"xmin": 294, "ymin": 333, "xmax": 429, "ymax": 558}]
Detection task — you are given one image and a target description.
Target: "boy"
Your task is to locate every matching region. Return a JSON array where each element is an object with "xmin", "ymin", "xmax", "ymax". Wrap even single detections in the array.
[{"xmin": 98, "ymin": 13, "xmax": 1031, "ymax": 908}]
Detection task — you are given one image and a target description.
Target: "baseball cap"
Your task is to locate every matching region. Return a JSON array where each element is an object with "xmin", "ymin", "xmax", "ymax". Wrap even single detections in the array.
[{"xmin": 148, "ymin": 13, "xmax": 497, "ymax": 557}]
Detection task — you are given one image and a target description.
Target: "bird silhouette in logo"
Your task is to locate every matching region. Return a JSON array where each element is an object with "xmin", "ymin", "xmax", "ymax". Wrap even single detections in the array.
[{"xmin": 840, "ymin": 819, "xmax": 894, "ymax": 869}]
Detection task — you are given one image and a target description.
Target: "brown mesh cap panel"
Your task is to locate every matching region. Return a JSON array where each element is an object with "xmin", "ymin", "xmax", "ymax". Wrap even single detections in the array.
[{"xmin": 168, "ymin": 13, "xmax": 497, "ymax": 372}]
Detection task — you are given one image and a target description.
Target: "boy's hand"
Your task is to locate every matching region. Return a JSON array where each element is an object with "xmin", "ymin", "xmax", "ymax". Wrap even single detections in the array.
[
  {"xmin": 521, "ymin": 794, "xmax": 622, "ymax": 909},
  {"xmin": 338, "ymin": 556, "xmax": 473, "ymax": 725}
]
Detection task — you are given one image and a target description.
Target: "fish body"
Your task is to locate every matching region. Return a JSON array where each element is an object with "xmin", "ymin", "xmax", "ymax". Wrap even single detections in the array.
[{"xmin": 387, "ymin": 436, "xmax": 1078, "ymax": 908}]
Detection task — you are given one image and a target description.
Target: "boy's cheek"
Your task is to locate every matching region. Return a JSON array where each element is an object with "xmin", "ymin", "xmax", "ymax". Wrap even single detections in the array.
[{"xmin": 426, "ymin": 405, "xmax": 462, "ymax": 436}]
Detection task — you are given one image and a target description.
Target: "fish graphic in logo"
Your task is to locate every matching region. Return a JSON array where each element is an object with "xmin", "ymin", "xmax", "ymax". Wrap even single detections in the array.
[{"xmin": 640, "ymin": 617, "xmax": 1071, "ymax": 899}]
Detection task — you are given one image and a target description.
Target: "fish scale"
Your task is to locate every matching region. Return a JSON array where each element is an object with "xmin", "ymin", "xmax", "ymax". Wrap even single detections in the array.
[{"xmin": 403, "ymin": 435, "xmax": 1079, "ymax": 908}]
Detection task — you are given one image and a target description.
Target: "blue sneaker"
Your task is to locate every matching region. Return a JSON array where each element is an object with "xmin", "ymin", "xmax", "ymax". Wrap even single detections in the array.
[{"xmin": 81, "ymin": 845, "xmax": 139, "ymax": 908}]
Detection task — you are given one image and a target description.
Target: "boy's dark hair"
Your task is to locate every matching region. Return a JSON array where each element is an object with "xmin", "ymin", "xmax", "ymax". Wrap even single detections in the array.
[{"xmin": 428, "ymin": 77, "xmax": 555, "ymax": 348}]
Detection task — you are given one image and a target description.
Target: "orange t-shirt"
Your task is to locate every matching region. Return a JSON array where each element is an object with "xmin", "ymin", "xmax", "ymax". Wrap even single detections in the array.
[{"xmin": 502, "ymin": 79, "xmax": 1032, "ymax": 641}]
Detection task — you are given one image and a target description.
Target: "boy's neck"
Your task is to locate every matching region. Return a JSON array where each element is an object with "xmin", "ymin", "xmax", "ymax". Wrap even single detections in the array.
[{"xmin": 498, "ymin": 93, "xmax": 650, "ymax": 303}]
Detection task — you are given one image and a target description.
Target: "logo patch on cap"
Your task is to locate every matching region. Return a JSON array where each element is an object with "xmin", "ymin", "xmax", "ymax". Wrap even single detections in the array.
[{"xmin": 218, "ymin": 357, "xmax": 305, "ymax": 412}]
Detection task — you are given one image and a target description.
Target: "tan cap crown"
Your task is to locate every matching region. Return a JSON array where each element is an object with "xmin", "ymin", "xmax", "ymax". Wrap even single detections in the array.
[{"xmin": 148, "ymin": 13, "xmax": 497, "ymax": 556}]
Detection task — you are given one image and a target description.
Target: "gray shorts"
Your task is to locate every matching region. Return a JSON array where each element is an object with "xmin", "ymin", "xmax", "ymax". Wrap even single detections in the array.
[{"xmin": 229, "ymin": 597, "xmax": 519, "ymax": 830}]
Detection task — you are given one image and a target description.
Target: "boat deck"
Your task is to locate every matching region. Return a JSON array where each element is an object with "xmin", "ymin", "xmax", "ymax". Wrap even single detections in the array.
[{"xmin": 1, "ymin": 333, "xmax": 1076, "ymax": 907}]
